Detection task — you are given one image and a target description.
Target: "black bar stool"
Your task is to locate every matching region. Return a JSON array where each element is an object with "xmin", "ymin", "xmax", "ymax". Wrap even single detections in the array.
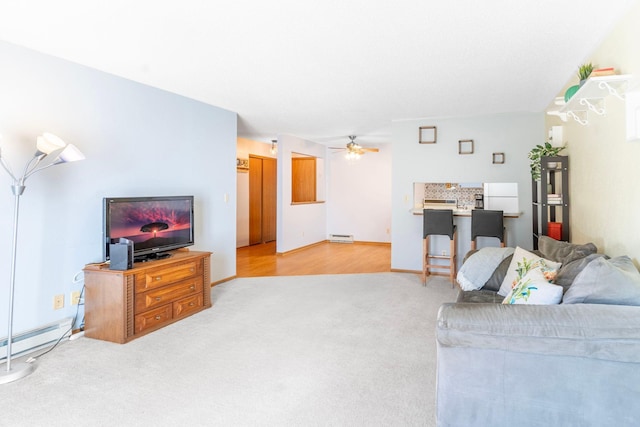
[
  {"xmin": 471, "ymin": 209, "xmax": 505, "ymax": 250},
  {"xmin": 422, "ymin": 209, "xmax": 457, "ymax": 287}
]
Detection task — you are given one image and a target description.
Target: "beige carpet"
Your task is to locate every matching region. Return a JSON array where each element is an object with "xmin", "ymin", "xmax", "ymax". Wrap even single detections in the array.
[{"xmin": 0, "ymin": 273, "xmax": 458, "ymax": 426}]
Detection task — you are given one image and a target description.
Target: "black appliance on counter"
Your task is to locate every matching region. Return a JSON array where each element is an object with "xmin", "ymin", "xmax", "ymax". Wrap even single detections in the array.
[{"xmin": 474, "ymin": 193, "xmax": 484, "ymax": 209}]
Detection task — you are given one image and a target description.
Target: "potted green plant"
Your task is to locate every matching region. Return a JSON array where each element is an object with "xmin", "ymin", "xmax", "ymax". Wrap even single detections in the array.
[
  {"xmin": 578, "ymin": 62, "xmax": 594, "ymax": 85},
  {"xmin": 528, "ymin": 142, "xmax": 566, "ymax": 181},
  {"xmin": 565, "ymin": 63, "xmax": 596, "ymax": 101}
]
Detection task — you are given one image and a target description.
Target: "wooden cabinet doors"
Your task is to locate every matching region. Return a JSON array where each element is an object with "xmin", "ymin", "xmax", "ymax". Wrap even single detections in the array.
[{"xmin": 291, "ymin": 157, "xmax": 316, "ymax": 202}]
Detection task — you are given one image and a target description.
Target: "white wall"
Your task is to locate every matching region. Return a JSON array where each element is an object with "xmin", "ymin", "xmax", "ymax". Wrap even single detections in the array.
[
  {"xmin": 276, "ymin": 134, "xmax": 327, "ymax": 253},
  {"xmin": 546, "ymin": 1, "xmax": 640, "ymax": 265},
  {"xmin": 235, "ymin": 137, "xmax": 276, "ymax": 248},
  {"xmin": 391, "ymin": 113, "xmax": 543, "ymax": 271},
  {"xmin": 327, "ymin": 143, "xmax": 392, "ymax": 242},
  {"xmin": 0, "ymin": 42, "xmax": 237, "ymax": 335}
]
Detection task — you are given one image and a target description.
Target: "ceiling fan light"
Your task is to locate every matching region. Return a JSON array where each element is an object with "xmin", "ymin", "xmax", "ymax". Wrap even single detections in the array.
[{"xmin": 345, "ymin": 150, "xmax": 360, "ymax": 160}]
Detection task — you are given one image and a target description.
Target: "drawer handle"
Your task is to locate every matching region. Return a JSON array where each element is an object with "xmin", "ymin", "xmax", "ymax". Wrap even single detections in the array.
[
  {"xmin": 155, "ymin": 315, "xmax": 162, "ymax": 320},
  {"xmin": 190, "ymin": 285, "xmax": 195, "ymax": 290},
  {"xmin": 189, "ymin": 302, "xmax": 195, "ymax": 306},
  {"xmin": 155, "ymin": 297, "xmax": 162, "ymax": 301},
  {"xmin": 190, "ymin": 268, "xmax": 195, "ymax": 272},
  {"xmin": 155, "ymin": 276, "xmax": 162, "ymax": 281}
]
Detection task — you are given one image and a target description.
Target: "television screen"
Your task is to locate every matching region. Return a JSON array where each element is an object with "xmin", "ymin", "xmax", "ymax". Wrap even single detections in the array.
[{"xmin": 103, "ymin": 196, "xmax": 194, "ymax": 261}]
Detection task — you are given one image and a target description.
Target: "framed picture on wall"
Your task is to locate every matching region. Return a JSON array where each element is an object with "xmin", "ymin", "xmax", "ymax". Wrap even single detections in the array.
[
  {"xmin": 458, "ymin": 139, "xmax": 474, "ymax": 154},
  {"xmin": 237, "ymin": 158, "xmax": 249, "ymax": 172},
  {"xmin": 419, "ymin": 126, "xmax": 437, "ymax": 144}
]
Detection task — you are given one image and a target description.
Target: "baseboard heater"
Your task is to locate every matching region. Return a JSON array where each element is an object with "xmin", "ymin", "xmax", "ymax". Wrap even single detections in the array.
[
  {"xmin": 0, "ymin": 317, "xmax": 73, "ymax": 362},
  {"xmin": 329, "ymin": 234, "xmax": 354, "ymax": 243}
]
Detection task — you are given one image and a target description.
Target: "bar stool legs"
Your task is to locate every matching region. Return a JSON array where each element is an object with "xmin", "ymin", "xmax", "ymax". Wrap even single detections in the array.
[{"xmin": 422, "ymin": 230, "xmax": 457, "ymax": 288}]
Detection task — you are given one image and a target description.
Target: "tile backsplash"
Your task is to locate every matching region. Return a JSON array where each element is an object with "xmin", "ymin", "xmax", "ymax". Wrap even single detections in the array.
[{"xmin": 423, "ymin": 183, "xmax": 483, "ymax": 208}]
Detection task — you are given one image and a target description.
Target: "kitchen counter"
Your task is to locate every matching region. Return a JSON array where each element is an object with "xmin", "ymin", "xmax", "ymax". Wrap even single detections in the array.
[{"xmin": 411, "ymin": 208, "xmax": 521, "ymax": 218}]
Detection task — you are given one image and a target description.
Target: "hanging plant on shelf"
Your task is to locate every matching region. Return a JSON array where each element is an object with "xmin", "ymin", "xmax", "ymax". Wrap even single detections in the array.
[{"xmin": 528, "ymin": 142, "xmax": 566, "ymax": 181}]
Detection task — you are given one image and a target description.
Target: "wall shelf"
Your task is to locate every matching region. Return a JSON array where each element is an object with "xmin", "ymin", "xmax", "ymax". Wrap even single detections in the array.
[{"xmin": 553, "ymin": 75, "xmax": 635, "ymax": 125}]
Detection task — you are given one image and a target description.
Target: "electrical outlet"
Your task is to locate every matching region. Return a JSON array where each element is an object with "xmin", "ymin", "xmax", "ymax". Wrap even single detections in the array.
[
  {"xmin": 71, "ymin": 291, "xmax": 81, "ymax": 305},
  {"xmin": 53, "ymin": 294, "xmax": 64, "ymax": 310}
]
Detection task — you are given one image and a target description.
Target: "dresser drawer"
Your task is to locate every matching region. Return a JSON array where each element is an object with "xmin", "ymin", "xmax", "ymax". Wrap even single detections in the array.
[
  {"xmin": 135, "ymin": 277, "xmax": 203, "ymax": 313},
  {"xmin": 174, "ymin": 294, "xmax": 203, "ymax": 319},
  {"xmin": 135, "ymin": 260, "xmax": 200, "ymax": 293},
  {"xmin": 135, "ymin": 304, "xmax": 172, "ymax": 333}
]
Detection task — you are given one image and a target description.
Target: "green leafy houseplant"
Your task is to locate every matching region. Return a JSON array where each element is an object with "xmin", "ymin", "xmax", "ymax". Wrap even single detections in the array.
[
  {"xmin": 528, "ymin": 142, "xmax": 566, "ymax": 181},
  {"xmin": 578, "ymin": 62, "xmax": 594, "ymax": 83}
]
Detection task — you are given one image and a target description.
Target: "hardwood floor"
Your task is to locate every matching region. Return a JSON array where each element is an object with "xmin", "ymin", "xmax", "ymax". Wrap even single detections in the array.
[{"xmin": 236, "ymin": 241, "xmax": 391, "ymax": 277}]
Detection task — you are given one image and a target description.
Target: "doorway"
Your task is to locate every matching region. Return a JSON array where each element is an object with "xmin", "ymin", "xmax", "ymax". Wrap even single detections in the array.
[{"xmin": 249, "ymin": 155, "xmax": 277, "ymax": 245}]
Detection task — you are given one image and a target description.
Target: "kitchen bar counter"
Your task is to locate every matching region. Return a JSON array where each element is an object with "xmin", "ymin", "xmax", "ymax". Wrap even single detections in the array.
[
  {"xmin": 413, "ymin": 207, "xmax": 521, "ymax": 269},
  {"xmin": 411, "ymin": 208, "xmax": 521, "ymax": 218}
]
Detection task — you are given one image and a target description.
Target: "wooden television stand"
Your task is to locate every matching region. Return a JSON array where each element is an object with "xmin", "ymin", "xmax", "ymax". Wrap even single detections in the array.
[{"xmin": 83, "ymin": 250, "xmax": 212, "ymax": 344}]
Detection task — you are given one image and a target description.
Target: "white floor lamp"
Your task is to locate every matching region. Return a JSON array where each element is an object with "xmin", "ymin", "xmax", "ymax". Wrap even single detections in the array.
[{"xmin": 0, "ymin": 133, "xmax": 85, "ymax": 384}]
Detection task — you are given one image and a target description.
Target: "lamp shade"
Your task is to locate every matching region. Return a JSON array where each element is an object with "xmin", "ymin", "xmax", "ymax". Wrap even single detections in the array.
[
  {"xmin": 55, "ymin": 144, "xmax": 85, "ymax": 163},
  {"xmin": 36, "ymin": 133, "xmax": 67, "ymax": 155}
]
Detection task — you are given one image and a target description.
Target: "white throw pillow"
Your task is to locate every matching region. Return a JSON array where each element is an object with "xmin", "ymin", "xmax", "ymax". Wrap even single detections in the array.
[
  {"xmin": 498, "ymin": 246, "xmax": 562, "ymax": 297},
  {"xmin": 502, "ymin": 267, "xmax": 563, "ymax": 304}
]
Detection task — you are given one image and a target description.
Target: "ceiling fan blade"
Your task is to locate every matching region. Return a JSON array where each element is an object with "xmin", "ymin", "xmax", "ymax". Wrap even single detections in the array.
[
  {"xmin": 361, "ymin": 147, "xmax": 379, "ymax": 152},
  {"xmin": 329, "ymin": 147, "xmax": 346, "ymax": 150}
]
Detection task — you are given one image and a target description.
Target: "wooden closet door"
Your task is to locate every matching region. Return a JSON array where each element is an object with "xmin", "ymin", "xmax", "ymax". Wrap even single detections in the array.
[
  {"xmin": 261, "ymin": 157, "xmax": 277, "ymax": 242},
  {"xmin": 249, "ymin": 156, "xmax": 277, "ymax": 245},
  {"xmin": 249, "ymin": 156, "xmax": 263, "ymax": 245}
]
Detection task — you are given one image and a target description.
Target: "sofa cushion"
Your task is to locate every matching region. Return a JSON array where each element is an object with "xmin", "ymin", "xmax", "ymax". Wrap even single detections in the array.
[
  {"xmin": 498, "ymin": 247, "xmax": 561, "ymax": 297},
  {"xmin": 555, "ymin": 253, "xmax": 607, "ymax": 293},
  {"xmin": 456, "ymin": 289, "xmax": 505, "ymax": 303},
  {"xmin": 538, "ymin": 235, "xmax": 597, "ymax": 265},
  {"xmin": 502, "ymin": 266, "xmax": 563, "ymax": 305},
  {"xmin": 563, "ymin": 256, "xmax": 640, "ymax": 305}
]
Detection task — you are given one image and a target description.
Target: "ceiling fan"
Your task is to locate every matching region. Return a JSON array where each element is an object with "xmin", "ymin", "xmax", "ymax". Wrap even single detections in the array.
[{"xmin": 330, "ymin": 136, "xmax": 379, "ymax": 159}]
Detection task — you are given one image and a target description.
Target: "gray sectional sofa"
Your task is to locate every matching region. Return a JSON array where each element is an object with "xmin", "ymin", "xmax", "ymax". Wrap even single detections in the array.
[{"xmin": 436, "ymin": 236, "xmax": 640, "ymax": 427}]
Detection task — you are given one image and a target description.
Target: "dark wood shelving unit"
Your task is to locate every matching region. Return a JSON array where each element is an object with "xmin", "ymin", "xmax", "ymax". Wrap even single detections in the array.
[{"xmin": 532, "ymin": 155, "xmax": 569, "ymax": 250}]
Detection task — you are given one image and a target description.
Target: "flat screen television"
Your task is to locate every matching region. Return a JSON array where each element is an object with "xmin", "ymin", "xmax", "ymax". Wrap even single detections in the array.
[{"xmin": 103, "ymin": 195, "xmax": 194, "ymax": 262}]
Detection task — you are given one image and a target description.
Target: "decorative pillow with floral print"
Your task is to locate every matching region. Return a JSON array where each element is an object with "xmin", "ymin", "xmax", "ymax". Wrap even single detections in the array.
[
  {"xmin": 498, "ymin": 247, "xmax": 562, "ymax": 297},
  {"xmin": 502, "ymin": 265, "xmax": 563, "ymax": 305}
]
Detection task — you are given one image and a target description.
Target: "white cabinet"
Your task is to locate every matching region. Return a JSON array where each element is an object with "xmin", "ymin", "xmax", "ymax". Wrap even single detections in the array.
[
  {"xmin": 483, "ymin": 183, "xmax": 518, "ymax": 212},
  {"xmin": 484, "ymin": 182, "xmax": 517, "ymax": 197},
  {"xmin": 459, "ymin": 182, "xmax": 483, "ymax": 189}
]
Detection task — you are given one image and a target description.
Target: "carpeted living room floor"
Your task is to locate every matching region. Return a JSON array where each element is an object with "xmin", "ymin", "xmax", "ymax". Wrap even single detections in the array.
[{"xmin": 0, "ymin": 273, "xmax": 458, "ymax": 426}]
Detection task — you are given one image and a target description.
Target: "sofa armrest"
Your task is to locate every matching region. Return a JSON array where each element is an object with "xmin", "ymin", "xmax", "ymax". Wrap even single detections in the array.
[{"xmin": 437, "ymin": 303, "xmax": 640, "ymax": 363}]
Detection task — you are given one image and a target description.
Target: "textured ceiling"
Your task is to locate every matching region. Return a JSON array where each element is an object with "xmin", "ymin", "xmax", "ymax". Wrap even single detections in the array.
[{"xmin": 0, "ymin": 0, "xmax": 636, "ymax": 145}]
